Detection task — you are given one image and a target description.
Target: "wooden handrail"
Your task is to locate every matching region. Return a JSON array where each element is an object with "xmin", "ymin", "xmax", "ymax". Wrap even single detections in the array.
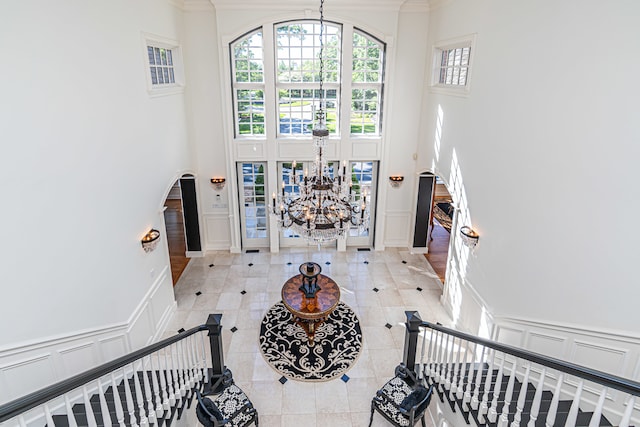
[
  {"xmin": 420, "ymin": 321, "xmax": 640, "ymax": 397},
  {"xmin": 0, "ymin": 324, "xmax": 208, "ymax": 423}
]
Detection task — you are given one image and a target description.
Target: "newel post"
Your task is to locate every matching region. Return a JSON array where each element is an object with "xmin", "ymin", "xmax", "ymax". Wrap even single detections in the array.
[
  {"xmin": 403, "ymin": 311, "xmax": 423, "ymax": 374},
  {"xmin": 205, "ymin": 313, "xmax": 225, "ymax": 392}
]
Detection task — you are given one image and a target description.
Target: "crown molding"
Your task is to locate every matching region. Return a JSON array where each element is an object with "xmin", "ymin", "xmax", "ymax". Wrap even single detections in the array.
[{"xmin": 208, "ymin": 0, "xmax": 429, "ymax": 12}]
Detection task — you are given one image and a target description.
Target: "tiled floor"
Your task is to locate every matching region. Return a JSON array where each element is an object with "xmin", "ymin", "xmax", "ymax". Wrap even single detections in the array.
[{"xmin": 166, "ymin": 247, "xmax": 454, "ymax": 427}]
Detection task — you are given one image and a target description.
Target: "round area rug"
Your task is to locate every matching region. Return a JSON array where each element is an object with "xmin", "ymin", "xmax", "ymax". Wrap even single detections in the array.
[{"xmin": 259, "ymin": 301, "xmax": 362, "ymax": 382}]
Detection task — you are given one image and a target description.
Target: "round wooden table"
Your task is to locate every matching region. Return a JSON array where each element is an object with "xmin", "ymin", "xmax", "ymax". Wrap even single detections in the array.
[{"xmin": 281, "ymin": 273, "xmax": 341, "ymax": 346}]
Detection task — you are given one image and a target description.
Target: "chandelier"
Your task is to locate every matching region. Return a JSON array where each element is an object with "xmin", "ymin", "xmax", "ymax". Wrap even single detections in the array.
[{"xmin": 271, "ymin": 0, "xmax": 370, "ymax": 244}]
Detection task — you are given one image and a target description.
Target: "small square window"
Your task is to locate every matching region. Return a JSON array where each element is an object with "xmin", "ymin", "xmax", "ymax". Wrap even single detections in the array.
[
  {"xmin": 431, "ymin": 34, "xmax": 476, "ymax": 96},
  {"xmin": 143, "ymin": 33, "xmax": 183, "ymax": 96}
]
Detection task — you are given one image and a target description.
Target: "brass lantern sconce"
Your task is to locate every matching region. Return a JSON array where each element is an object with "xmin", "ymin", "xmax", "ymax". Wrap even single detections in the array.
[
  {"xmin": 389, "ymin": 175, "xmax": 404, "ymax": 188},
  {"xmin": 210, "ymin": 177, "xmax": 226, "ymax": 191},
  {"xmin": 460, "ymin": 226, "xmax": 479, "ymax": 249},
  {"xmin": 141, "ymin": 229, "xmax": 161, "ymax": 253}
]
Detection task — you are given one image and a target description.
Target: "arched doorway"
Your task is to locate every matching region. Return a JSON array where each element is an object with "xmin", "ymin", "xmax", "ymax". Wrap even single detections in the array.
[
  {"xmin": 164, "ymin": 181, "xmax": 188, "ymax": 284},
  {"xmin": 163, "ymin": 175, "xmax": 203, "ymax": 284}
]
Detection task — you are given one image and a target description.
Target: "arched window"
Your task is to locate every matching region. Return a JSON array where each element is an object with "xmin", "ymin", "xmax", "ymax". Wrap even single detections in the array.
[
  {"xmin": 230, "ymin": 23, "xmax": 385, "ymax": 139},
  {"xmin": 231, "ymin": 30, "xmax": 265, "ymax": 136}
]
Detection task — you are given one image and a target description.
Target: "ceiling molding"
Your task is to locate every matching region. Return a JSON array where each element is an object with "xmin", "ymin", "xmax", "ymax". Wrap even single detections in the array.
[
  {"xmin": 208, "ymin": 0, "xmax": 429, "ymax": 12},
  {"xmin": 181, "ymin": 0, "xmax": 215, "ymax": 11}
]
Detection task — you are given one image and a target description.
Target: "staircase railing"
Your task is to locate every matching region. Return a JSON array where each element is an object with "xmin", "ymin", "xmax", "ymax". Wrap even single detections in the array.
[
  {"xmin": 402, "ymin": 311, "xmax": 640, "ymax": 427},
  {"xmin": 0, "ymin": 314, "xmax": 226, "ymax": 427}
]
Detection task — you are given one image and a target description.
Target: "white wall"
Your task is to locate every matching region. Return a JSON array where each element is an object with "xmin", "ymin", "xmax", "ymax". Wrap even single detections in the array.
[
  {"xmin": 420, "ymin": 0, "xmax": 640, "ymax": 345},
  {"xmin": 0, "ymin": 0, "xmax": 187, "ymax": 400}
]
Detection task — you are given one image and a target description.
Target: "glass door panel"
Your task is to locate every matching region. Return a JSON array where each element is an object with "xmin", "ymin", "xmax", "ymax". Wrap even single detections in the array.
[
  {"xmin": 237, "ymin": 162, "xmax": 269, "ymax": 248},
  {"xmin": 346, "ymin": 161, "xmax": 377, "ymax": 247}
]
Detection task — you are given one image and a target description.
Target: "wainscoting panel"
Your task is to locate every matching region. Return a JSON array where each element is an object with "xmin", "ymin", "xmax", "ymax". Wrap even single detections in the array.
[
  {"xmin": 98, "ymin": 334, "xmax": 129, "ymax": 363},
  {"xmin": 0, "ymin": 353, "xmax": 56, "ymax": 404},
  {"xmin": 204, "ymin": 214, "xmax": 231, "ymax": 250},
  {"xmin": 236, "ymin": 141, "xmax": 265, "ymax": 159},
  {"xmin": 58, "ymin": 342, "xmax": 96, "ymax": 378},
  {"xmin": 493, "ymin": 325, "xmax": 526, "ymax": 348},
  {"xmin": 526, "ymin": 331, "xmax": 567, "ymax": 360},
  {"xmin": 278, "ymin": 141, "xmax": 338, "ymax": 160},
  {"xmin": 351, "ymin": 141, "xmax": 379, "ymax": 158},
  {"xmin": 383, "ymin": 211, "xmax": 411, "ymax": 246}
]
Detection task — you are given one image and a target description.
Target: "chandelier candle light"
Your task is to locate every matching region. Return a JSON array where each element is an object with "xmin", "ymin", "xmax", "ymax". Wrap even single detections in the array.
[{"xmin": 270, "ymin": 0, "xmax": 370, "ymax": 244}]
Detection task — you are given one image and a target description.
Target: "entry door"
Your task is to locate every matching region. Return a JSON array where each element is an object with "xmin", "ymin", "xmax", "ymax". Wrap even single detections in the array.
[
  {"xmin": 237, "ymin": 162, "xmax": 269, "ymax": 248},
  {"xmin": 278, "ymin": 161, "xmax": 338, "ymax": 248},
  {"xmin": 346, "ymin": 161, "xmax": 377, "ymax": 248}
]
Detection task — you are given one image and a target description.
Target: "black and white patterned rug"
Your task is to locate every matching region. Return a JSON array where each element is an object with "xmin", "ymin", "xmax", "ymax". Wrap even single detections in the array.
[{"xmin": 259, "ymin": 301, "xmax": 363, "ymax": 382}]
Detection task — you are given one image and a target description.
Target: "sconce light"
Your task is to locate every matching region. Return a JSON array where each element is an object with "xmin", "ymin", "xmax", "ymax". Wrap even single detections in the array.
[
  {"xmin": 460, "ymin": 226, "xmax": 479, "ymax": 248},
  {"xmin": 141, "ymin": 229, "xmax": 160, "ymax": 253},
  {"xmin": 389, "ymin": 175, "xmax": 404, "ymax": 188},
  {"xmin": 210, "ymin": 177, "xmax": 226, "ymax": 191}
]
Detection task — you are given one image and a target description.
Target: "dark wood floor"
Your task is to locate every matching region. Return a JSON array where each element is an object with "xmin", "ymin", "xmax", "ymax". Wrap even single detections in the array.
[
  {"xmin": 425, "ymin": 219, "xmax": 450, "ymax": 283},
  {"xmin": 164, "ymin": 199, "xmax": 189, "ymax": 285}
]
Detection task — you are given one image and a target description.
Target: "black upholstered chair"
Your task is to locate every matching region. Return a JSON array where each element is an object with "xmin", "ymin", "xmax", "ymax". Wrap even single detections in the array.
[
  {"xmin": 369, "ymin": 364, "xmax": 434, "ymax": 427},
  {"xmin": 195, "ymin": 370, "xmax": 259, "ymax": 427}
]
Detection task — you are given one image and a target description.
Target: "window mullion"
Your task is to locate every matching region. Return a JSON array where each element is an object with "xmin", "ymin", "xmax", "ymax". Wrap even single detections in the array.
[
  {"xmin": 340, "ymin": 24, "xmax": 354, "ymax": 140},
  {"xmin": 261, "ymin": 24, "xmax": 276, "ymax": 140}
]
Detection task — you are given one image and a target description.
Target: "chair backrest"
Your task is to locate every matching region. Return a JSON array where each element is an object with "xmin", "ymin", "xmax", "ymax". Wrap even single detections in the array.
[{"xmin": 195, "ymin": 389, "xmax": 224, "ymax": 427}]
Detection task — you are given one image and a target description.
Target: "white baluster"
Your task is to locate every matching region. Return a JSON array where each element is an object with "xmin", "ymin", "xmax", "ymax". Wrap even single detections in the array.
[
  {"xmin": 97, "ymin": 379, "xmax": 113, "ymax": 427},
  {"xmin": 446, "ymin": 336, "xmax": 456, "ymax": 393},
  {"xmin": 471, "ymin": 345, "xmax": 485, "ymax": 410},
  {"xmin": 489, "ymin": 353, "xmax": 506, "ymax": 423},
  {"xmin": 443, "ymin": 334, "xmax": 452, "ymax": 391},
  {"xmin": 545, "ymin": 373, "xmax": 564, "ymax": 427},
  {"xmin": 123, "ymin": 366, "xmax": 139, "ymax": 427},
  {"xmin": 588, "ymin": 387, "xmax": 607, "ymax": 427},
  {"xmin": 450, "ymin": 337, "xmax": 461, "ymax": 400},
  {"xmin": 142, "ymin": 356, "xmax": 156, "ymax": 424},
  {"xmin": 149, "ymin": 353, "xmax": 164, "ymax": 420},
  {"xmin": 83, "ymin": 385, "xmax": 98, "ymax": 427},
  {"xmin": 194, "ymin": 334, "xmax": 204, "ymax": 382},
  {"xmin": 511, "ymin": 362, "xmax": 531, "ymax": 427},
  {"xmin": 200, "ymin": 331, "xmax": 209, "ymax": 386},
  {"xmin": 17, "ymin": 415, "xmax": 27, "ymax": 427},
  {"xmin": 111, "ymin": 372, "xmax": 127, "ymax": 426},
  {"xmin": 188, "ymin": 335, "xmax": 200, "ymax": 389},
  {"xmin": 479, "ymin": 348, "xmax": 495, "ymax": 423},
  {"xmin": 425, "ymin": 328, "xmax": 435, "ymax": 378},
  {"xmin": 527, "ymin": 367, "xmax": 546, "ymax": 427},
  {"xmin": 64, "ymin": 394, "xmax": 78, "ymax": 427},
  {"xmin": 463, "ymin": 343, "xmax": 477, "ymax": 412},
  {"xmin": 165, "ymin": 348, "xmax": 176, "ymax": 407},
  {"xmin": 44, "ymin": 403, "xmax": 55, "ymax": 426},
  {"xmin": 564, "ymin": 379, "xmax": 583, "ymax": 427},
  {"xmin": 433, "ymin": 331, "xmax": 443, "ymax": 384},
  {"xmin": 457, "ymin": 340, "xmax": 470, "ymax": 400},
  {"xmin": 619, "ymin": 395, "xmax": 636, "ymax": 427},
  {"xmin": 418, "ymin": 327, "xmax": 427, "ymax": 380},
  {"xmin": 171, "ymin": 344, "xmax": 183, "ymax": 403},
  {"xmin": 156, "ymin": 353, "xmax": 169, "ymax": 413},
  {"xmin": 182, "ymin": 338, "xmax": 194, "ymax": 392},
  {"xmin": 498, "ymin": 358, "xmax": 518, "ymax": 427},
  {"xmin": 132, "ymin": 362, "xmax": 149, "ymax": 426}
]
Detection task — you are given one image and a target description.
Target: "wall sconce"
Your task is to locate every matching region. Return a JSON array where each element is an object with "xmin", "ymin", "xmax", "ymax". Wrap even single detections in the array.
[
  {"xmin": 460, "ymin": 226, "xmax": 479, "ymax": 248},
  {"xmin": 141, "ymin": 229, "xmax": 160, "ymax": 253},
  {"xmin": 389, "ymin": 175, "xmax": 404, "ymax": 188},
  {"xmin": 210, "ymin": 177, "xmax": 226, "ymax": 191}
]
